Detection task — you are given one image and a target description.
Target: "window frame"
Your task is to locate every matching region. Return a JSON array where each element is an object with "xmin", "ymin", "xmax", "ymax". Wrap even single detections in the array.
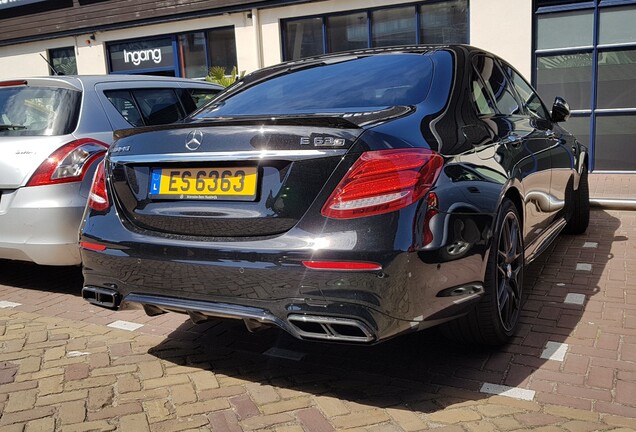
[{"xmin": 280, "ymin": 1, "xmax": 469, "ymax": 61}]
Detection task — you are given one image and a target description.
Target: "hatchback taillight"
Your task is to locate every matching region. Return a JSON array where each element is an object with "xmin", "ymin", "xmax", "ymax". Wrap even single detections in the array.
[
  {"xmin": 26, "ymin": 138, "xmax": 108, "ymax": 187},
  {"xmin": 321, "ymin": 149, "xmax": 444, "ymax": 219},
  {"xmin": 87, "ymin": 160, "xmax": 109, "ymax": 211}
]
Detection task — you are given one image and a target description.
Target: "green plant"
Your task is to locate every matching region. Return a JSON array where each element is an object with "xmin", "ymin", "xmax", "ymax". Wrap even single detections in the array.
[{"xmin": 205, "ymin": 66, "xmax": 245, "ymax": 87}]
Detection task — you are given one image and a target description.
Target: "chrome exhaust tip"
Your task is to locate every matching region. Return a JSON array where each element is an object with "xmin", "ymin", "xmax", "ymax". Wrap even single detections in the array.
[
  {"xmin": 287, "ymin": 314, "xmax": 375, "ymax": 343},
  {"xmin": 82, "ymin": 286, "xmax": 120, "ymax": 309}
]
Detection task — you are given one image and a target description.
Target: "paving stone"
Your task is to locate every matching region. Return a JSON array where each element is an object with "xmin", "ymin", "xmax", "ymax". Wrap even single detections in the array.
[{"xmin": 118, "ymin": 413, "xmax": 150, "ymax": 432}]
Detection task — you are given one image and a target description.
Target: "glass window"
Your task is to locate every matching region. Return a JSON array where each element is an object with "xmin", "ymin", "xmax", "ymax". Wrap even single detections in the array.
[
  {"xmin": 371, "ymin": 7, "xmax": 416, "ymax": 47},
  {"xmin": 48, "ymin": 47, "xmax": 77, "ymax": 76},
  {"xmin": 473, "ymin": 56, "xmax": 521, "ymax": 115},
  {"xmin": 599, "ymin": 5, "xmax": 636, "ymax": 45},
  {"xmin": 536, "ymin": 10, "xmax": 594, "ymax": 50},
  {"xmin": 536, "ymin": 53, "xmax": 593, "ymax": 111},
  {"xmin": 197, "ymin": 54, "xmax": 435, "ymax": 117},
  {"xmin": 597, "ymin": 49, "xmax": 636, "ymax": 109},
  {"xmin": 187, "ymin": 88, "xmax": 221, "ymax": 109},
  {"xmin": 595, "ymin": 114, "xmax": 636, "ymax": 170},
  {"xmin": 132, "ymin": 89, "xmax": 185, "ymax": 126},
  {"xmin": 327, "ymin": 12, "xmax": 368, "ymax": 53},
  {"xmin": 563, "ymin": 114, "xmax": 590, "ymax": 148},
  {"xmin": 0, "ymin": 86, "xmax": 80, "ymax": 136},
  {"xmin": 207, "ymin": 27, "xmax": 238, "ymax": 75},
  {"xmin": 284, "ymin": 18, "xmax": 324, "ymax": 61},
  {"xmin": 471, "ymin": 75, "xmax": 496, "ymax": 116},
  {"xmin": 105, "ymin": 90, "xmax": 144, "ymax": 127},
  {"xmin": 505, "ymin": 67, "xmax": 550, "ymax": 120},
  {"xmin": 179, "ymin": 32, "xmax": 207, "ymax": 79},
  {"xmin": 420, "ymin": 0, "xmax": 468, "ymax": 44}
]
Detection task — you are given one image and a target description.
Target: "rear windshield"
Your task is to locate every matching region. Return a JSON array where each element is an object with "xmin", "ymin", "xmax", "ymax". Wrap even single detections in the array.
[
  {"xmin": 195, "ymin": 54, "xmax": 434, "ymax": 118},
  {"xmin": 0, "ymin": 85, "xmax": 81, "ymax": 136}
]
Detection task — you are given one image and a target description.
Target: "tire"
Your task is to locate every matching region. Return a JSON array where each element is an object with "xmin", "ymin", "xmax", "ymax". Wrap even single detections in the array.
[
  {"xmin": 563, "ymin": 164, "xmax": 590, "ymax": 235},
  {"xmin": 442, "ymin": 198, "xmax": 524, "ymax": 345}
]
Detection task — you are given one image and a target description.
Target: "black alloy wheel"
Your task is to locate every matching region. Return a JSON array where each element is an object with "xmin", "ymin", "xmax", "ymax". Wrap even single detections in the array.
[
  {"xmin": 495, "ymin": 208, "xmax": 523, "ymax": 333},
  {"xmin": 442, "ymin": 198, "xmax": 524, "ymax": 345}
]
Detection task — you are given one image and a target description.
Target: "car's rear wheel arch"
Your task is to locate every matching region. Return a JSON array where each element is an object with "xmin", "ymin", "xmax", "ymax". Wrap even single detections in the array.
[{"xmin": 503, "ymin": 187, "xmax": 524, "ymax": 233}]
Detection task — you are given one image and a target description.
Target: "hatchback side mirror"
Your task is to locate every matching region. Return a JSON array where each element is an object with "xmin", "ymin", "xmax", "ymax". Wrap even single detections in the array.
[{"xmin": 551, "ymin": 97, "xmax": 570, "ymax": 123}]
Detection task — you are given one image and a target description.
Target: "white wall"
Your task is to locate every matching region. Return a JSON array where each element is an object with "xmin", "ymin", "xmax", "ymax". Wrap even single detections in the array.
[
  {"xmin": 469, "ymin": 0, "xmax": 533, "ymax": 79},
  {"xmin": 0, "ymin": 12, "xmax": 255, "ymax": 79}
]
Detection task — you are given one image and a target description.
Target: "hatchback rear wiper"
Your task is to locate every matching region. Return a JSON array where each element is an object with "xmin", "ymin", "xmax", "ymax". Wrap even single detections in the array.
[{"xmin": 0, "ymin": 124, "xmax": 27, "ymax": 130}]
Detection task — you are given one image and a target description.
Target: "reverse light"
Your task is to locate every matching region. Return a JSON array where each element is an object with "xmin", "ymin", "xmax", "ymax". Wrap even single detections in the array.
[
  {"xmin": 87, "ymin": 160, "xmax": 110, "ymax": 211},
  {"xmin": 26, "ymin": 138, "xmax": 108, "ymax": 186},
  {"xmin": 302, "ymin": 261, "xmax": 382, "ymax": 271},
  {"xmin": 321, "ymin": 149, "xmax": 444, "ymax": 219}
]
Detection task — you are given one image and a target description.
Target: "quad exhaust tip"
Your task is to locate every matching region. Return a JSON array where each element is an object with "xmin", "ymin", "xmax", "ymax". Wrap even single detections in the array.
[{"xmin": 287, "ymin": 314, "xmax": 374, "ymax": 343}]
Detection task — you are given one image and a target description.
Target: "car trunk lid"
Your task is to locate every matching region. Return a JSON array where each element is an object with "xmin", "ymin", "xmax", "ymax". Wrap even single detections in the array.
[{"xmin": 107, "ymin": 115, "xmax": 377, "ymax": 237}]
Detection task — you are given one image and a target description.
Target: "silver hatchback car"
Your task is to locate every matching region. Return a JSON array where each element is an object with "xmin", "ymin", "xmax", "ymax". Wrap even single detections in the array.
[{"xmin": 0, "ymin": 75, "xmax": 222, "ymax": 266}]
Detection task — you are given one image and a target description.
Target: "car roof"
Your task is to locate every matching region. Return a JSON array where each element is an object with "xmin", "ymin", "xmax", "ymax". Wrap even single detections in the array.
[{"xmin": 0, "ymin": 75, "xmax": 224, "ymax": 91}]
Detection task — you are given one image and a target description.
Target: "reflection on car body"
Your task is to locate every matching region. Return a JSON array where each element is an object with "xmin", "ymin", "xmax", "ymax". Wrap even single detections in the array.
[{"xmin": 80, "ymin": 46, "xmax": 589, "ymax": 345}]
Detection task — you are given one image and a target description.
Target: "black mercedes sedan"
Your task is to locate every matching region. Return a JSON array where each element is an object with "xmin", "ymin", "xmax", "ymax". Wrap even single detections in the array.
[{"xmin": 80, "ymin": 45, "xmax": 589, "ymax": 345}]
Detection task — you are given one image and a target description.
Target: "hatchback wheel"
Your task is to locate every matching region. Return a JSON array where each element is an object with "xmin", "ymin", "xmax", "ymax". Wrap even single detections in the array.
[{"xmin": 443, "ymin": 198, "xmax": 523, "ymax": 345}]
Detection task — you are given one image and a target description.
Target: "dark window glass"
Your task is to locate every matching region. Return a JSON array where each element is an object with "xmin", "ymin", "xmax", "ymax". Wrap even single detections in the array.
[
  {"xmin": 0, "ymin": 86, "xmax": 80, "ymax": 136},
  {"xmin": 471, "ymin": 74, "xmax": 496, "ymax": 116},
  {"xmin": 48, "ymin": 47, "xmax": 77, "ymax": 76},
  {"xmin": 597, "ymin": 49, "xmax": 636, "ymax": 109},
  {"xmin": 420, "ymin": 0, "xmax": 468, "ymax": 44},
  {"xmin": 563, "ymin": 114, "xmax": 590, "ymax": 148},
  {"xmin": 284, "ymin": 18, "xmax": 324, "ymax": 61},
  {"xmin": 473, "ymin": 56, "xmax": 521, "ymax": 115},
  {"xmin": 179, "ymin": 32, "xmax": 207, "ymax": 79},
  {"xmin": 132, "ymin": 89, "xmax": 185, "ymax": 125},
  {"xmin": 187, "ymin": 88, "xmax": 221, "ymax": 109},
  {"xmin": 197, "ymin": 54, "xmax": 435, "ymax": 117},
  {"xmin": 327, "ymin": 12, "xmax": 368, "ymax": 53},
  {"xmin": 504, "ymin": 66, "xmax": 550, "ymax": 120},
  {"xmin": 595, "ymin": 114, "xmax": 636, "ymax": 170},
  {"xmin": 105, "ymin": 90, "xmax": 144, "ymax": 127},
  {"xmin": 371, "ymin": 7, "xmax": 416, "ymax": 47},
  {"xmin": 207, "ymin": 27, "xmax": 238, "ymax": 75},
  {"xmin": 108, "ymin": 37, "xmax": 175, "ymax": 72},
  {"xmin": 536, "ymin": 53, "xmax": 593, "ymax": 111}
]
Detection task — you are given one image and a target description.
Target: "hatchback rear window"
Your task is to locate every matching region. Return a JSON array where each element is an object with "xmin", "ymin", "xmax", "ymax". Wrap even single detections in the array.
[
  {"xmin": 0, "ymin": 85, "xmax": 80, "ymax": 136},
  {"xmin": 196, "ymin": 54, "xmax": 434, "ymax": 118}
]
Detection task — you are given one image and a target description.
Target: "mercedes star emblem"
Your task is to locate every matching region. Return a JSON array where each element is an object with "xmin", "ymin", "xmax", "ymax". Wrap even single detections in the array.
[{"xmin": 185, "ymin": 130, "xmax": 204, "ymax": 151}]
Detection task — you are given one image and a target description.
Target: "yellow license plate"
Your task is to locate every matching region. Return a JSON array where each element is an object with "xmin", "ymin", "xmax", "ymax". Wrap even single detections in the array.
[{"xmin": 149, "ymin": 167, "xmax": 258, "ymax": 200}]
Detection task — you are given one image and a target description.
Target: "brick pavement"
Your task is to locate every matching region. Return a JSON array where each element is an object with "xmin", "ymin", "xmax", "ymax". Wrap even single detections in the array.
[{"xmin": 1, "ymin": 208, "xmax": 636, "ymax": 431}]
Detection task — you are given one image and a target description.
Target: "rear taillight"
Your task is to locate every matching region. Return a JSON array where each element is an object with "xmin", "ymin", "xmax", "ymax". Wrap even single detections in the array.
[
  {"xmin": 87, "ymin": 160, "xmax": 109, "ymax": 211},
  {"xmin": 26, "ymin": 138, "xmax": 108, "ymax": 187},
  {"xmin": 321, "ymin": 149, "xmax": 444, "ymax": 219}
]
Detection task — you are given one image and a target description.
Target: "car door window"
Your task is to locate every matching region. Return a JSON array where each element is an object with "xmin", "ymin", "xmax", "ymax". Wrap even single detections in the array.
[
  {"xmin": 504, "ymin": 66, "xmax": 551, "ymax": 120},
  {"xmin": 188, "ymin": 88, "xmax": 221, "ymax": 109},
  {"xmin": 471, "ymin": 74, "xmax": 497, "ymax": 116},
  {"xmin": 105, "ymin": 90, "xmax": 144, "ymax": 127},
  {"xmin": 132, "ymin": 89, "xmax": 186, "ymax": 126},
  {"xmin": 472, "ymin": 55, "xmax": 521, "ymax": 116}
]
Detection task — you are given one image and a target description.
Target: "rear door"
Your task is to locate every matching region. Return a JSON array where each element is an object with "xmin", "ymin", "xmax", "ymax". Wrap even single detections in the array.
[{"xmin": 472, "ymin": 55, "xmax": 554, "ymax": 244}]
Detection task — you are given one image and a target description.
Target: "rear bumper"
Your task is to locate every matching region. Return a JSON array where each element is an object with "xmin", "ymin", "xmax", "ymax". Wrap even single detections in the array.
[
  {"xmin": 80, "ymin": 211, "xmax": 490, "ymax": 343},
  {"xmin": 0, "ymin": 184, "xmax": 85, "ymax": 266}
]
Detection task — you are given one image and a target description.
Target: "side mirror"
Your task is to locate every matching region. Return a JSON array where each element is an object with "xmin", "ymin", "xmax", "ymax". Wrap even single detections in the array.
[{"xmin": 551, "ymin": 97, "xmax": 570, "ymax": 123}]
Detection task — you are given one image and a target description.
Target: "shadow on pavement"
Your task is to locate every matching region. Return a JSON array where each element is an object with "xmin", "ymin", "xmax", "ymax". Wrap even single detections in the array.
[
  {"xmin": 0, "ymin": 259, "xmax": 83, "ymax": 295},
  {"xmin": 147, "ymin": 209, "xmax": 623, "ymax": 412}
]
